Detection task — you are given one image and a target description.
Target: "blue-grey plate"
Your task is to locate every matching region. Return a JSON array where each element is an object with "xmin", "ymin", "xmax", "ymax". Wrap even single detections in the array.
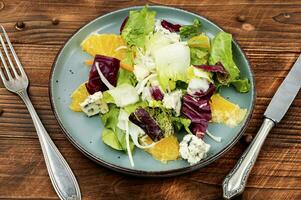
[{"xmin": 49, "ymin": 6, "xmax": 255, "ymax": 177}]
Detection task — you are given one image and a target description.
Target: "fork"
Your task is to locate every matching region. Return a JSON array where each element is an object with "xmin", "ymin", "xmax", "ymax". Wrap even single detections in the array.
[{"xmin": 0, "ymin": 25, "xmax": 81, "ymax": 200}]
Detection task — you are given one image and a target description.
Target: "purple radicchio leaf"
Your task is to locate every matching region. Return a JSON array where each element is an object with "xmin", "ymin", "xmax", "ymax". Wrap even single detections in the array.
[
  {"xmin": 194, "ymin": 63, "xmax": 229, "ymax": 84},
  {"xmin": 120, "ymin": 16, "xmax": 129, "ymax": 34},
  {"xmin": 150, "ymin": 86, "xmax": 164, "ymax": 101},
  {"xmin": 194, "ymin": 63, "xmax": 227, "ymax": 74},
  {"xmin": 86, "ymin": 55, "xmax": 120, "ymax": 94},
  {"xmin": 161, "ymin": 20, "xmax": 181, "ymax": 32},
  {"xmin": 129, "ymin": 108, "xmax": 164, "ymax": 142},
  {"xmin": 193, "ymin": 83, "xmax": 216, "ymax": 100},
  {"xmin": 181, "ymin": 84, "xmax": 216, "ymax": 138}
]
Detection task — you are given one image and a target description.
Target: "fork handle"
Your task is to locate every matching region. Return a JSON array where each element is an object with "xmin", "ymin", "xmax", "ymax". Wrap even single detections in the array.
[
  {"xmin": 18, "ymin": 89, "xmax": 81, "ymax": 200},
  {"xmin": 222, "ymin": 118, "xmax": 275, "ymax": 199}
]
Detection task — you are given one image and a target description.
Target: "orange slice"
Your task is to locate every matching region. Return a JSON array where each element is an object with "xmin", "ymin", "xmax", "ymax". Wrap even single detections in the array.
[
  {"xmin": 210, "ymin": 93, "xmax": 247, "ymax": 127},
  {"xmin": 81, "ymin": 34, "xmax": 133, "ymax": 71},
  {"xmin": 81, "ymin": 34, "xmax": 126, "ymax": 60},
  {"xmin": 69, "ymin": 83, "xmax": 89, "ymax": 112},
  {"xmin": 141, "ymin": 135, "xmax": 180, "ymax": 163}
]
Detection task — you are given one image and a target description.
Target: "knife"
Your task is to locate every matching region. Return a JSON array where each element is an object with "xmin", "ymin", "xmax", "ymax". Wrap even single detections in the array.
[{"xmin": 222, "ymin": 54, "xmax": 301, "ymax": 199}]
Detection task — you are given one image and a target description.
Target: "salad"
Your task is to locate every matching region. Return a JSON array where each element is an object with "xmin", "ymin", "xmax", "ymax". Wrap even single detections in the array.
[{"xmin": 69, "ymin": 6, "xmax": 249, "ymax": 167}]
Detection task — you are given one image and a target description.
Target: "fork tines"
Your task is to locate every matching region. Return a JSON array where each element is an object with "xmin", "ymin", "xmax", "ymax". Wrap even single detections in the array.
[{"xmin": 0, "ymin": 25, "xmax": 26, "ymax": 82}]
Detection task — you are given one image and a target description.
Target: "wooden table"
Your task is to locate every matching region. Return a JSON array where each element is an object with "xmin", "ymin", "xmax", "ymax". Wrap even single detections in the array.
[{"xmin": 0, "ymin": 0, "xmax": 300, "ymax": 199}]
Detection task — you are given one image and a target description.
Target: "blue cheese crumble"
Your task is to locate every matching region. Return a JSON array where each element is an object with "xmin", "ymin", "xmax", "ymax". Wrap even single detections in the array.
[
  {"xmin": 80, "ymin": 91, "xmax": 108, "ymax": 117},
  {"xmin": 179, "ymin": 134, "xmax": 210, "ymax": 165}
]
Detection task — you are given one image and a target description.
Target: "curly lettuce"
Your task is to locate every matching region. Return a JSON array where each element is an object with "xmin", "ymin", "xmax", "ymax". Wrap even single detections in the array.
[
  {"xmin": 209, "ymin": 32, "xmax": 250, "ymax": 92},
  {"xmin": 121, "ymin": 6, "xmax": 156, "ymax": 48},
  {"xmin": 171, "ymin": 116, "xmax": 192, "ymax": 134},
  {"xmin": 117, "ymin": 68, "xmax": 137, "ymax": 86},
  {"xmin": 180, "ymin": 18, "xmax": 201, "ymax": 39}
]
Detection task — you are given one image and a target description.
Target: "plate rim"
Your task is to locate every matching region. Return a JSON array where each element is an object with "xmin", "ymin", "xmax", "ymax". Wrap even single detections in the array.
[{"xmin": 49, "ymin": 5, "xmax": 256, "ymax": 177}]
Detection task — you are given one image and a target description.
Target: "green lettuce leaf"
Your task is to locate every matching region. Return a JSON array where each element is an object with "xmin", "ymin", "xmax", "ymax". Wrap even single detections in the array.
[
  {"xmin": 102, "ymin": 91, "xmax": 115, "ymax": 104},
  {"xmin": 121, "ymin": 6, "xmax": 156, "ymax": 47},
  {"xmin": 100, "ymin": 105, "xmax": 119, "ymax": 131},
  {"xmin": 231, "ymin": 78, "xmax": 250, "ymax": 93},
  {"xmin": 117, "ymin": 68, "xmax": 137, "ymax": 86},
  {"xmin": 102, "ymin": 128, "xmax": 122, "ymax": 150},
  {"xmin": 148, "ymin": 100, "xmax": 163, "ymax": 108},
  {"xmin": 209, "ymin": 32, "xmax": 239, "ymax": 82},
  {"xmin": 188, "ymin": 34, "xmax": 210, "ymax": 65},
  {"xmin": 172, "ymin": 116, "xmax": 192, "ymax": 134},
  {"xmin": 209, "ymin": 32, "xmax": 250, "ymax": 92},
  {"xmin": 124, "ymin": 101, "xmax": 148, "ymax": 114},
  {"xmin": 116, "ymin": 127, "xmax": 135, "ymax": 151},
  {"xmin": 180, "ymin": 18, "xmax": 201, "ymax": 39},
  {"xmin": 190, "ymin": 47, "xmax": 208, "ymax": 65},
  {"xmin": 123, "ymin": 49, "xmax": 135, "ymax": 66},
  {"xmin": 102, "ymin": 128, "xmax": 135, "ymax": 151},
  {"xmin": 187, "ymin": 34, "xmax": 210, "ymax": 49},
  {"xmin": 100, "ymin": 105, "xmax": 134, "ymax": 151}
]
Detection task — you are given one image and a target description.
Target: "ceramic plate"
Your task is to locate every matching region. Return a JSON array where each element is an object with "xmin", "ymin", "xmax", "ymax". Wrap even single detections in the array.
[{"xmin": 49, "ymin": 6, "xmax": 255, "ymax": 177}]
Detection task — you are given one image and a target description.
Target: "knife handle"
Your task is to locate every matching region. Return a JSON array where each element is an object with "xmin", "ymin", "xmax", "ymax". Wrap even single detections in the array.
[{"xmin": 222, "ymin": 118, "xmax": 275, "ymax": 199}]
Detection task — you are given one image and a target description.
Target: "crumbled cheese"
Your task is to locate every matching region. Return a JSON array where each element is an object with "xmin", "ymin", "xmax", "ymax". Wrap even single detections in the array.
[
  {"xmin": 80, "ymin": 91, "xmax": 108, "ymax": 117},
  {"xmin": 187, "ymin": 78, "xmax": 209, "ymax": 95},
  {"xmin": 162, "ymin": 90, "xmax": 182, "ymax": 116},
  {"xmin": 179, "ymin": 134, "xmax": 210, "ymax": 165}
]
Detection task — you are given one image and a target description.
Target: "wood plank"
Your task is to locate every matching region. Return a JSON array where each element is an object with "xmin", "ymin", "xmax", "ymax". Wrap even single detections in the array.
[
  {"xmin": 0, "ymin": 1, "xmax": 299, "ymax": 53},
  {"xmin": 0, "ymin": 138, "xmax": 300, "ymax": 199},
  {"xmin": 149, "ymin": 0, "xmax": 301, "ymax": 5}
]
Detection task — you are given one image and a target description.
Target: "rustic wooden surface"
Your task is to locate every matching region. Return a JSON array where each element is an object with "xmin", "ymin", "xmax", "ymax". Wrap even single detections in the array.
[{"xmin": 0, "ymin": 0, "xmax": 300, "ymax": 199}]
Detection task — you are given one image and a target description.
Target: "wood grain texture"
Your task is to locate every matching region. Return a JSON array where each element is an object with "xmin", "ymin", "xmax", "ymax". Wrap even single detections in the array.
[{"xmin": 0, "ymin": 0, "xmax": 300, "ymax": 199}]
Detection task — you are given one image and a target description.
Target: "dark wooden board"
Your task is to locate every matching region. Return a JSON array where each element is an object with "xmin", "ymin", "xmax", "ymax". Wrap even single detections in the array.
[{"xmin": 0, "ymin": 0, "xmax": 300, "ymax": 199}]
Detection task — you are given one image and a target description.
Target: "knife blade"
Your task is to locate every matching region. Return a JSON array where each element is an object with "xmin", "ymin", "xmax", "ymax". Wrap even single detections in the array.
[
  {"xmin": 223, "ymin": 54, "xmax": 301, "ymax": 199},
  {"xmin": 264, "ymin": 54, "xmax": 301, "ymax": 122}
]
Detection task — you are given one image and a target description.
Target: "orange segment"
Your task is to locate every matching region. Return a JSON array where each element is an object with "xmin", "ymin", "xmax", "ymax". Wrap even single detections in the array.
[
  {"xmin": 141, "ymin": 135, "xmax": 179, "ymax": 163},
  {"xmin": 81, "ymin": 34, "xmax": 127, "ymax": 60},
  {"xmin": 81, "ymin": 34, "xmax": 134, "ymax": 71},
  {"xmin": 69, "ymin": 83, "xmax": 90, "ymax": 112},
  {"xmin": 210, "ymin": 94, "xmax": 247, "ymax": 127}
]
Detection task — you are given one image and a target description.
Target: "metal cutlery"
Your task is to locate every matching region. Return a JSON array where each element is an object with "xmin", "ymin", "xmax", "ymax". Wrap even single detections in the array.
[
  {"xmin": 0, "ymin": 25, "xmax": 81, "ymax": 200},
  {"xmin": 223, "ymin": 54, "xmax": 301, "ymax": 199}
]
